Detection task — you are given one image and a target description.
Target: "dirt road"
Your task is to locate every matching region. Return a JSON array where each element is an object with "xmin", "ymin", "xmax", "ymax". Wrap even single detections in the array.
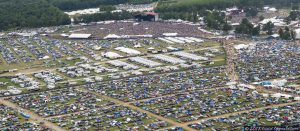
[
  {"xmin": 0, "ymin": 98, "xmax": 66, "ymax": 131},
  {"xmin": 79, "ymin": 87, "xmax": 198, "ymax": 131}
]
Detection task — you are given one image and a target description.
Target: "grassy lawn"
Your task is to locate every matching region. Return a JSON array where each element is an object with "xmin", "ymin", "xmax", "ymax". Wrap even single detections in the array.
[
  {"xmin": 0, "ymin": 77, "xmax": 20, "ymax": 90},
  {"xmin": 201, "ymin": 41, "xmax": 222, "ymax": 48},
  {"xmin": 203, "ymin": 59, "xmax": 226, "ymax": 67}
]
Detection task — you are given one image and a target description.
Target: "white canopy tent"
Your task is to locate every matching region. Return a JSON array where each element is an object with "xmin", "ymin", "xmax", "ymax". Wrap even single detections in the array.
[{"xmin": 69, "ymin": 34, "xmax": 91, "ymax": 39}]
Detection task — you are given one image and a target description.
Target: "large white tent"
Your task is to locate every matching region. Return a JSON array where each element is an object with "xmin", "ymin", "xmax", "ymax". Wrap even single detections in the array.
[
  {"xmin": 104, "ymin": 34, "xmax": 120, "ymax": 39},
  {"xmin": 295, "ymin": 28, "xmax": 300, "ymax": 40},
  {"xmin": 68, "ymin": 34, "xmax": 91, "ymax": 39}
]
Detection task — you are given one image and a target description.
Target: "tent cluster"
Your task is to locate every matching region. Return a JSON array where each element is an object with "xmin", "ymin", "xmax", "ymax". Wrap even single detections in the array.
[
  {"xmin": 189, "ymin": 103, "xmax": 300, "ymax": 130},
  {"xmin": 84, "ymin": 67, "xmax": 229, "ymax": 102},
  {"xmin": 33, "ymin": 71, "xmax": 64, "ymax": 89},
  {"xmin": 0, "ymin": 104, "xmax": 50, "ymax": 130},
  {"xmin": 134, "ymin": 87, "xmax": 294, "ymax": 123},
  {"xmin": 5, "ymin": 88, "xmax": 115, "ymax": 117},
  {"xmin": 235, "ymin": 40, "xmax": 300, "ymax": 83},
  {"xmin": 0, "ymin": 42, "xmax": 18, "ymax": 64},
  {"xmin": 48, "ymin": 105, "xmax": 169, "ymax": 130}
]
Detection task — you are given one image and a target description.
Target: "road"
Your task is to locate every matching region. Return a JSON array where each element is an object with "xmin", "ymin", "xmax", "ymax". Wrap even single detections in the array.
[
  {"xmin": 223, "ymin": 40, "xmax": 240, "ymax": 82},
  {"xmin": 0, "ymin": 98, "xmax": 66, "ymax": 131},
  {"xmin": 79, "ymin": 87, "xmax": 198, "ymax": 131},
  {"xmin": 128, "ymin": 86, "xmax": 229, "ymax": 104},
  {"xmin": 185, "ymin": 101, "xmax": 300, "ymax": 125},
  {"xmin": 0, "ymin": 45, "xmax": 222, "ymax": 77}
]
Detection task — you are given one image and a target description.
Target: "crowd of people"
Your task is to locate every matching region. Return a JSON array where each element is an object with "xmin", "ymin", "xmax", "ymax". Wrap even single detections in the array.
[{"xmin": 74, "ymin": 21, "xmax": 206, "ymax": 38}]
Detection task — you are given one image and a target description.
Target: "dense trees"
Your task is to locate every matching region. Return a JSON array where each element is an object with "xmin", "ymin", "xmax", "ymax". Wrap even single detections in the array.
[
  {"xmin": 204, "ymin": 11, "xmax": 231, "ymax": 32},
  {"xmin": 284, "ymin": 11, "xmax": 300, "ymax": 25},
  {"xmin": 1, "ymin": 0, "xmax": 299, "ymax": 31},
  {"xmin": 0, "ymin": 0, "xmax": 158, "ymax": 31},
  {"xmin": 264, "ymin": 0, "xmax": 300, "ymax": 9},
  {"xmin": 0, "ymin": 0, "xmax": 70, "ymax": 31},
  {"xmin": 262, "ymin": 21, "xmax": 275, "ymax": 35},
  {"xmin": 235, "ymin": 19, "xmax": 253, "ymax": 35},
  {"xmin": 204, "ymin": 11, "xmax": 224, "ymax": 30},
  {"xmin": 156, "ymin": 0, "xmax": 299, "ymax": 21},
  {"xmin": 99, "ymin": 5, "xmax": 117, "ymax": 12},
  {"xmin": 288, "ymin": 11, "xmax": 300, "ymax": 21},
  {"xmin": 156, "ymin": 0, "xmax": 236, "ymax": 13},
  {"xmin": 48, "ymin": 0, "xmax": 158, "ymax": 11},
  {"xmin": 73, "ymin": 11, "xmax": 134, "ymax": 24},
  {"xmin": 252, "ymin": 25, "xmax": 261, "ymax": 36},
  {"xmin": 279, "ymin": 27, "xmax": 296, "ymax": 40},
  {"xmin": 245, "ymin": 8, "xmax": 259, "ymax": 17},
  {"xmin": 159, "ymin": 12, "xmax": 199, "ymax": 22},
  {"xmin": 48, "ymin": 0, "xmax": 125, "ymax": 11},
  {"xmin": 235, "ymin": 18, "xmax": 260, "ymax": 36}
]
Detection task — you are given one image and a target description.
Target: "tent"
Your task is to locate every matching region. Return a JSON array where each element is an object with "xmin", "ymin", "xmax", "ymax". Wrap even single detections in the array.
[
  {"xmin": 104, "ymin": 34, "xmax": 120, "ymax": 39},
  {"xmin": 68, "ymin": 34, "xmax": 91, "ymax": 39},
  {"xmin": 295, "ymin": 28, "xmax": 300, "ymax": 40}
]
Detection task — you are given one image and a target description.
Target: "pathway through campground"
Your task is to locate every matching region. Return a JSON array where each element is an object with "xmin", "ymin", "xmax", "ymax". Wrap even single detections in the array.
[{"xmin": 0, "ymin": 98, "xmax": 66, "ymax": 131}]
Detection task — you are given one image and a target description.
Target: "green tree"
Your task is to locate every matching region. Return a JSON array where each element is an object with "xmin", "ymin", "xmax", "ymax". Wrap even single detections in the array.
[
  {"xmin": 284, "ymin": 27, "xmax": 291, "ymax": 39},
  {"xmin": 252, "ymin": 25, "xmax": 261, "ymax": 36},
  {"xmin": 284, "ymin": 17, "xmax": 291, "ymax": 25},
  {"xmin": 245, "ymin": 8, "xmax": 258, "ymax": 17},
  {"xmin": 259, "ymin": 16, "xmax": 265, "ymax": 21},
  {"xmin": 289, "ymin": 11, "xmax": 299, "ymax": 21},
  {"xmin": 0, "ymin": 0, "xmax": 70, "ymax": 31},
  {"xmin": 235, "ymin": 18, "xmax": 254, "ymax": 35},
  {"xmin": 290, "ymin": 31, "xmax": 296, "ymax": 40},
  {"xmin": 278, "ymin": 28, "xmax": 284, "ymax": 38},
  {"xmin": 292, "ymin": 5, "xmax": 299, "ymax": 10},
  {"xmin": 222, "ymin": 22, "xmax": 232, "ymax": 33},
  {"xmin": 263, "ymin": 21, "xmax": 274, "ymax": 35},
  {"xmin": 99, "ymin": 5, "xmax": 116, "ymax": 12},
  {"xmin": 204, "ymin": 11, "xmax": 226, "ymax": 30}
]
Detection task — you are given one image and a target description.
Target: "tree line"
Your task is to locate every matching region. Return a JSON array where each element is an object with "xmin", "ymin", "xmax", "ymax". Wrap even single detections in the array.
[
  {"xmin": 235, "ymin": 18, "xmax": 296, "ymax": 40},
  {"xmin": 156, "ymin": 0, "xmax": 299, "ymax": 13},
  {"xmin": 73, "ymin": 11, "xmax": 135, "ymax": 24},
  {"xmin": 0, "ymin": 0, "xmax": 70, "ymax": 31},
  {"xmin": 0, "ymin": 0, "xmax": 158, "ymax": 31},
  {"xmin": 155, "ymin": 0, "xmax": 300, "ymax": 21},
  {"xmin": 48, "ymin": 0, "xmax": 158, "ymax": 11}
]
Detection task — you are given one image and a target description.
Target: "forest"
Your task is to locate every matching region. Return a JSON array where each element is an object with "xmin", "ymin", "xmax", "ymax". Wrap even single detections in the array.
[
  {"xmin": 156, "ymin": 0, "xmax": 299, "ymax": 22},
  {"xmin": 0, "ymin": 0, "xmax": 70, "ymax": 31},
  {"xmin": 73, "ymin": 11, "xmax": 135, "ymax": 24},
  {"xmin": 156, "ymin": 0, "xmax": 299, "ymax": 13},
  {"xmin": 0, "ymin": 0, "xmax": 299, "ymax": 31},
  {"xmin": 0, "ymin": 0, "xmax": 157, "ymax": 31},
  {"xmin": 48, "ymin": 0, "xmax": 158, "ymax": 11}
]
